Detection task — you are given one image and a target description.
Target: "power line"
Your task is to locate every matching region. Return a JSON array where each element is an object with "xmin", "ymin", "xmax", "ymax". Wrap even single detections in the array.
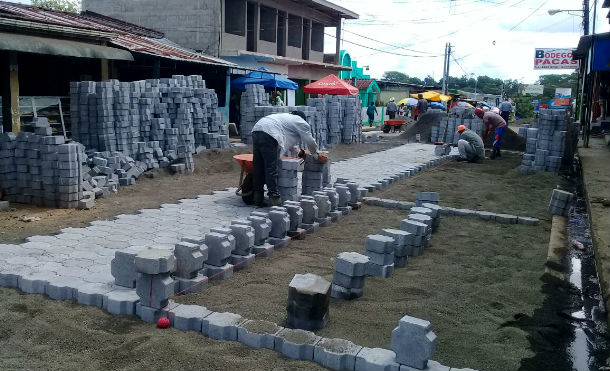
[
  {"xmin": 324, "ymin": 33, "xmax": 442, "ymax": 57},
  {"xmin": 342, "ymin": 29, "xmax": 440, "ymax": 55},
  {"xmin": 508, "ymin": 0, "xmax": 550, "ymax": 31}
]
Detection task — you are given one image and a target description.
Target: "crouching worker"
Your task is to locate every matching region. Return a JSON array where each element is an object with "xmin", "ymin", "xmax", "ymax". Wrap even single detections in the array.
[
  {"xmin": 251, "ymin": 111, "xmax": 327, "ymax": 207},
  {"xmin": 457, "ymin": 124, "xmax": 485, "ymax": 162}
]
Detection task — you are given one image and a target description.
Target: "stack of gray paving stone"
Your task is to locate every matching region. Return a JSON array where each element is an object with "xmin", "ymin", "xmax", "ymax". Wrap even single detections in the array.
[
  {"xmin": 415, "ymin": 191, "xmax": 439, "ymax": 206},
  {"xmin": 323, "ymin": 187, "xmax": 342, "ymax": 221},
  {"xmin": 0, "ymin": 118, "xmax": 97, "ymax": 209},
  {"xmin": 408, "ymin": 207, "xmax": 434, "ymax": 246},
  {"xmin": 300, "ymin": 196, "xmax": 320, "ymax": 233},
  {"xmin": 203, "ymin": 232, "xmax": 234, "ymax": 280},
  {"xmin": 302, "ymin": 153, "xmax": 327, "ymax": 195},
  {"xmin": 548, "ymin": 189, "xmax": 573, "ymax": 216},
  {"xmin": 400, "ymin": 218, "xmax": 428, "ymax": 257},
  {"xmin": 306, "ymin": 98, "xmax": 329, "ymax": 147},
  {"xmin": 239, "ymin": 84, "xmax": 269, "ymax": 144},
  {"xmin": 391, "ymin": 315, "xmax": 437, "ymax": 369},
  {"xmin": 334, "ymin": 183, "xmax": 352, "ymax": 215},
  {"xmin": 287, "ymin": 273, "xmax": 331, "ymax": 330},
  {"xmin": 312, "ymin": 191, "xmax": 332, "ymax": 227},
  {"xmin": 519, "ymin": 109, "xmax": 570, "ymax": 173},
  {"xmin": 70, "ymin": 76, "xmax": 229, "ymax": 172},
  {"xmin": 431, "ymin": 114, "xmax": 484, "ymax": 143},
  {"xmin": 244, "ymin": 215, "xmax": 273, "ymax": 256},
  {"xmin": 173, "ymin": 240, "xmax": 208, "ymax": 294},
  {"xmin": 364, "ymin": 234, "xmax": 395, "ymax": 278},
  {"xmin": 380, "ymin": 229, "xmax": 411, "ymax": 268},
  {"xmin": 267, "ymin": 207, "xmax": 292, "ymax": 247},
  {"xmin": 283, "ymin": 200, "xmax": 305, "ymax": 238},
  {"xmin": 278, "ymin": 158, "xmax": 299, "ymax": 201},
  {"xmin": 331, "ymin": 252, "xmax": 370, "ymax": 299},
  {"xmin": 134, "ymin": 249, "xmax": 176, "ymax": 322},
  {"xmin": 222, "ymin": 223, "xmax": 256, "ymax": 269}
]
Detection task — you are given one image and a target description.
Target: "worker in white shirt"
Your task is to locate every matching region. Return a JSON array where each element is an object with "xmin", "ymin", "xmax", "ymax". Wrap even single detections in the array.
[{"xmin": 251, "ymin": 111, "xmax": 327, "ymax": 207}]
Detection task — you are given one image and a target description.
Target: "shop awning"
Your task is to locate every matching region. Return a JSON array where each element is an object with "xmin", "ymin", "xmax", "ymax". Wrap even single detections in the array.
[
  {"xmin": 304, "ymin": 74, "xmax": 359, "ymax": 95},
  {"xmin": 0, "ymin": 32, "xmax": 133, "ymax": 60}
]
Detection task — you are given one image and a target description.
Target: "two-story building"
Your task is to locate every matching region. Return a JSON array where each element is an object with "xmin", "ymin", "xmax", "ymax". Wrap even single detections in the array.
[{"xmin": 83, "ymin": 0, "xmax": 358, "ymax": 103}]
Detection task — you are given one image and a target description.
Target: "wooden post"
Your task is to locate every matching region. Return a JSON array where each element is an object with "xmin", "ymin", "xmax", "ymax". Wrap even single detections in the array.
[
  {"xmin": 9, "ymin": 51, "xmax": 20, "ymax": 134},
  {"xmin": 101, "ymin": 58, "xmax": 109, "ymax": 80}
]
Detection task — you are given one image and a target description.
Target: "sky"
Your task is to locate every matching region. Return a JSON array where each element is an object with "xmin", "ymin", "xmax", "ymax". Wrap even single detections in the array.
[
  {"xmin": 5, "ymin": 0, "xmax": 609, "ymax": 84},
  {"xmin": 322, "ymin": 0, "xmax": 609, "ymax": 84}
]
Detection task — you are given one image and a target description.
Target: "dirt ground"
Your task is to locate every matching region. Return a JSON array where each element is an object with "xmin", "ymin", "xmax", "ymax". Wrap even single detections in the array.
[
  {"xmin": 176, "ymin": 151, "xmax": 563, "ymax": 371},
  {"xmin": 0, "ymin": 146, "xmax": 564, "ymax": 371},
  {"xmin": 0, "ymin": 141, "xmax": 401, "ymax": 245}
]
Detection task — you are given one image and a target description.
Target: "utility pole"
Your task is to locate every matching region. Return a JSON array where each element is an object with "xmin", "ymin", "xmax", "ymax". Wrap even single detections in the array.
[
  {"xmin": 583, "ymin": 0, "xmax": 590, "ymax": 35},
  {"xmin": 592, "ymin": 0, "xmax": 597, "ymax": 34},
  {"xmin": 441, "ymin": 43, "xmax": 448, "ymax": 94},
  {"xmin": 444, "ymin": 43, "xmax": 452, "ymax": 95}
]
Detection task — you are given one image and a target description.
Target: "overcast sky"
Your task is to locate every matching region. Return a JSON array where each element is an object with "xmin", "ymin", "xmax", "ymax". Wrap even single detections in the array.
[
  {"xmin": 323, "ymin": 0, "xmax": 609, "ymax": 83},
  {"xmin": 6, "ymin": 0, "xmax": 609, "ymax": 84}
]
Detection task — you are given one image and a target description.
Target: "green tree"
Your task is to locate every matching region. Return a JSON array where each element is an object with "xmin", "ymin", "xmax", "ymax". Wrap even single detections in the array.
[
  {"xmin": 537, "ymin": 73, "xmax": 578, "ymax": 104},
  {"xmin": 32, "ymin": 0, "xmax": 80, "ymax": 12},
  {"xmin": 514, "ymin": 96, "xmax": 534, "ymax": 119},
  {"xmin": 423, "ymin": 75, "xmax": 438, "ymax": 86},
  {"xmin": 382, "ymin": 71, "xmax": 409, "ymax": 83}
]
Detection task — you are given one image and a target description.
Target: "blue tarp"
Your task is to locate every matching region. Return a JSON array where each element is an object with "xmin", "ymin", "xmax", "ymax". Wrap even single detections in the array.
[{"xmin": 231, "ymin": 68, "xmax": 298, "ymax": 91}]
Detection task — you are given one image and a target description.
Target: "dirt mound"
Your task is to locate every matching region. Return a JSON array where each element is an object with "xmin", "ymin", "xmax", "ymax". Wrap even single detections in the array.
[
  {"xmin": 483, "ymin": 126, "xmax": 526, "ymax": 151},
  {"xmin": 400, "ymin": 112, "xmax": 447, "ymax": 142}
]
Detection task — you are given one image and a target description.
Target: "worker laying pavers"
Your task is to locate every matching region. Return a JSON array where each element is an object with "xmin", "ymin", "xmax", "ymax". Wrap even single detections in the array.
[
  {"xmin": 456, "ymin": 125, "xmax": 485, "ymax": 163},
  {"xmin": 251, "ymin": 111, "xmax": 328, "ymax": 207}
]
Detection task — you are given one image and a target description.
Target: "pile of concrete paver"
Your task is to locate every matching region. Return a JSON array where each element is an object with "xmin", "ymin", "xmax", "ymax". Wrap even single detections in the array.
[
  {"xmin": 518, "ymin": 108, "xmax": 573, "ymax": 173},
  {"xmin": 239, "ymin": 84, "xmax": 362, "ymax": 148},
  {"xmin": 71, "ymin": 75, "xmax": 230, "ymax": 172},
  {"xmin": 430, "ymin": 115, "xmax": 484, "ymax": 144},
  {"xmin": 548, "ymin": 188, "xmax": 573, "ymax": 216}
]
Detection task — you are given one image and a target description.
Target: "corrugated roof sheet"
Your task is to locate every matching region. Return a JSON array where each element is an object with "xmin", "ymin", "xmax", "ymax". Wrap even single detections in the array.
[
  {"xmin": 0, "ymin": 1, "xmax": 235, "ymax": 67},
  {"xmin": 344, "ymin": 78, "xmax": 375, "ymax": 90}
]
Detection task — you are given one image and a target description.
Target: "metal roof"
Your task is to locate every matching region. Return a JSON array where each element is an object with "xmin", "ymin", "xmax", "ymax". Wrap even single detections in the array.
[{"xmin": 0, "ymin": 1, "xmax": 235, "ymax": 67}]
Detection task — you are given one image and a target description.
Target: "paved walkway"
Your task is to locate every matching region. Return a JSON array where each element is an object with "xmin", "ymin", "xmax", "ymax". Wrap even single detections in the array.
[{"xmin": 0, "ymin": 143, "xmax": 454, "ymax": 300}]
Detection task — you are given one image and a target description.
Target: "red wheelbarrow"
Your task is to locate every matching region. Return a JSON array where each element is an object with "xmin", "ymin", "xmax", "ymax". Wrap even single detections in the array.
[
  {"xmin": 233, "ymin": 154, "xmax": 301, "ymax": 205},
  {"xmin": 383, "ymin": 119, "xmax": 406, "ymax": 133}
]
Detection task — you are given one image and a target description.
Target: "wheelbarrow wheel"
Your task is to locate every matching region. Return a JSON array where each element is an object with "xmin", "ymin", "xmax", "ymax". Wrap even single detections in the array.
[
  {"xmin": 382, "ymin": 124, "xmax": 391, "ymax": 133},
  {"xmin": 241, "ymin": 173, "xmax": 254, "ymax": 205}
]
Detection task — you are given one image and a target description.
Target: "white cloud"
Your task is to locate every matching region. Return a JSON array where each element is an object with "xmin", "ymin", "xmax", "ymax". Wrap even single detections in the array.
[{"xmin": 325, "ymin": 0, "xmax": 609, "ymax": 83}]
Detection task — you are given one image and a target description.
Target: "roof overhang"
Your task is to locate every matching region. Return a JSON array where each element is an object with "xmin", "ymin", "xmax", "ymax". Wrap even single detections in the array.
[
  {"xmin": 574, "ymin": 32, "xmax": 610, "ymax": 59},
  {"xmin": 221, "ymin": 50, "xmax": 352, "ymax": 72},
  {"xmin": 310, "ymin": 0, "xmax": 359, "ymax": 20},
  {"xmin": 0, "ymin": 31, "xmax": 133, "ymax": 60}
]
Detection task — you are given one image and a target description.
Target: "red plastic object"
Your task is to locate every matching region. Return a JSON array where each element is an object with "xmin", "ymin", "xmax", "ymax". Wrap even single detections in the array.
[
  {"xmin": 303, "ymin": 74, "xmax": 359, "ymax": 95},
  {"xmin": 157, "ymin": 317, "xmax": 170, "ymax": 328},
  {"xmin": 233, "ymin": 154, "xmax": 254, "ymax": 174},
  {"xmin": 384, "ymin": 120, "xmax": 406, "ymax": 126}
]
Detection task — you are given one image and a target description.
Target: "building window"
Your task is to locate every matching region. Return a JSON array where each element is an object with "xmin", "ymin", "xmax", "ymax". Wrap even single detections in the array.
[
  {"xmin": 225, "ymin": 0, "xmax": 246, "ymax": 36},
  {"xmin": 311, "ymin": 22, "xmax": 324, "ymax": 52},
  {"xmin": 287, "ymin": 14, "xmax": 302, "ymax": 48},
  {"xmin": 259, "ymin": 6, "xmax": 277, "ymax": 43}
]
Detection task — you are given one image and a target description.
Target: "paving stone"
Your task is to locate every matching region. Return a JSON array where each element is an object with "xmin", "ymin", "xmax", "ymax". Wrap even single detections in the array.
[
  {"xmin": 335, "ymin": 252, "xmax": 370, "ymax": 276},
  {"xmin": 400, "ymin": 220, "xmax": 428, "ymax": 235},
  {"xmin": 175, "ymin": 273, "xmax": 208, "ymax": 294},
  {"xmin": 227, "ymin": 224, "xmax": 255, "ymax": 255},
  {"xmin": 134, "ymin": 249, "xmax": 176, "ymax": 275},
  {"xmin": 204, "ymin": 233, "xmax": 233, "ymax": 266},
  {"xmin": 494, "ymin": 214, "xmax": 518, "ymax": 224},
  {"xmin": 173, "ymin": 242, "xmax": 205, "ymax": 279},
  {"xmin": 314, "ymin": 337, "xmax": 363, "ymax": 371},
  {"xmin": 110, "ymin": 249, "xmax": 139, "ymax": 288},
  {"xmin": 391, "ymin": 315, "xmax": 437, "ymax": 369},
  {"xmin": 332, "ymin": 271, "xmax": 365, "ymax": 289},
  {"xmin": 330, "ymin": 283, "xmax": 364, "ymax": 300},
  {"xmin": 267, "ymin": 236, "xmax": 292, "ymax": 248},
  {"xmin": 46, "ymin": 276, "xmax": 82, "ymax": 300},
  {"xmin": 365, "ymin": 235, "xmax": 396, "ymax": 254},
  {"xmin": 136, "ymin": 302, "xmax": 171, "ymax": 323},
  {"xmin": 355, "ymin": 347, "xmax": 400, "ymax": 371},
  {"xmin": 76, "ymin": 282, "xmax": 113, "ymax": 307},
  {"xmin": 204, "ymin": 262, "xmax": 234, "ymax": 280},
  {"xmin": 201, "ymin": 311, "xmax": 245, "ymax": 341},
  {"xmin": 237, "ymin": 319, "xmax": 283, "ymax": 349},
  {"xmin": 368, "ymin": 263, "xmax": 394, "ymax": 278},
  {"xmin": 168, "ymin": 303, "xmax": 213, "ymax": 331},
  {"xmin": 247, "ymin": 216, "xmax": 271, "ymax": 245},
  {"xmin": 366, "ymin": 250, "xmax": 395, "ymax": 266},
  {"xmin": 399, "ymin": 360, "xmax": 450, "ymax": 371},
  {"xmin": 517, "ymin": 216, "xmax": 540, "ymax": 226},
  {"xmin": 275, "ymin": 328, "xmax": 322, "ymax": 360},
  {"xmin": 136, "ymin": 272, "xmax": 175, "ymax": 309},
  {"xmin": 103, "ymin": 288, "xmax": 140, "ymax": 315},
  {"xmin": 230, "ymin": 253, "xmax": 255, "ymax": 270},
  {"xmin": 18, "ymin": 271, "xmax": 57, "ymax": 294},
  {"xmin": 287, "ymin": 273, "xmax": 331, "ymax": 330}
]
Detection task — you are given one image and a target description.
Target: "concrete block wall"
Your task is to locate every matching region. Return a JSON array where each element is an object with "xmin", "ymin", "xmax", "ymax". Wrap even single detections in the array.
[{"xmin": 82, "ymin": 0, "xmax": 222, "ymax": 56}]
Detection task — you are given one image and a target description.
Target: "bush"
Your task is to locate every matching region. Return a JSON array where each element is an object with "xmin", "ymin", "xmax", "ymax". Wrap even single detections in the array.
[{"xmin": 514, "ymin": 96, "xmax": 534, "ymax": 119}]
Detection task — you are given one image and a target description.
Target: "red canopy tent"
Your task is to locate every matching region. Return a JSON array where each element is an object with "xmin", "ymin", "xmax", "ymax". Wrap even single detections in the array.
[{"xmin": 303, "ymin": 74, "xmax": 359, "ymax": 95}]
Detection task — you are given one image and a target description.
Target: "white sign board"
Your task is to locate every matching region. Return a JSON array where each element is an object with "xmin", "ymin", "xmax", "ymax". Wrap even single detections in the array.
[
  {"xmin": 555, "ymin": 88, "xmax": 572, "ymax": 98},
  {"xmin": 534, "ymin": 48, "xmax": 579, "ymax": 69},
  {"xmin": 523, "ymin": 84, "xmax": 544, "ymax": 95}
]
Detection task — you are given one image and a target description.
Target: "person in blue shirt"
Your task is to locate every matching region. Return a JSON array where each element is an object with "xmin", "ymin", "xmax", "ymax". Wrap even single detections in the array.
[{"xmin": 366, "ymin": 102, "xmax": 378, "ymax": 127}]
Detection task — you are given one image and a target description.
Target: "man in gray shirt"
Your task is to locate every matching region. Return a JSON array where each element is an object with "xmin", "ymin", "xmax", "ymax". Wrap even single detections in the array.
[
  {"xmin": 456, "ymin": 125, "xmax": 485, "ymax": 162},
  {"xmin": 499, "ymin": 97, "xmax": 512, "ymax": 125},
  {"xmin": 386, "ymin": 97, "xmax": 398, "ymax": 119},
  {"xmin": 416, "ymin": 93, "xmax": 428, "ymax": 120}
]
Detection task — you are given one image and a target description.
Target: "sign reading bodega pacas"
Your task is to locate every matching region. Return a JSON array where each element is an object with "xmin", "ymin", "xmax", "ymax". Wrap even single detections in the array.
[{"xmin": 534, "ymin": 48, "xmax": 579, "ymax": 69}]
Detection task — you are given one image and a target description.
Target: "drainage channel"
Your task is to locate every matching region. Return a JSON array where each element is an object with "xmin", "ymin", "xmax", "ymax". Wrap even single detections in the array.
[{"xmin": 563, "ymin": 161, "xmax": 610, "ymax": 371}]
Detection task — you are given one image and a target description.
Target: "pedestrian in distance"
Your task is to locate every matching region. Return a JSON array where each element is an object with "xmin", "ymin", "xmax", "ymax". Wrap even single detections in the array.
[
  {"xmin": 499, "ymin": 97, "xmax": 512, "ymax": 123},
  {"xmin": 366, "ymin": 102, "xmax": 378, "ymax": 127},
  {"xmin": 386, "ymin": 97, "xmax": 398, "ymax": 119},
  {"xmin": 416, "ymin": 93, "xmax": 428, "ymax": 121},
  {"xmin": 251, "ymin": 112, "xmax": 327, "ymax": 207},
  {"xmin": 475, "ymin": 108, "xmax": 507, "ymax": 159},
  {"xmin": 456, "ymin": 124, "xmax": 485, "ymax": 162}
]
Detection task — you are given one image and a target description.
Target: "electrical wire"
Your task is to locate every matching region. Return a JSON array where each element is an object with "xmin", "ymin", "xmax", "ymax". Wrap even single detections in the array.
[
  {"xmin": 342, "ymin": 29, "xmax": 441, "ymax": 55},
  {"xmin": 324, "ymin": 32, "xmax": 441, "ymax": 58}
]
